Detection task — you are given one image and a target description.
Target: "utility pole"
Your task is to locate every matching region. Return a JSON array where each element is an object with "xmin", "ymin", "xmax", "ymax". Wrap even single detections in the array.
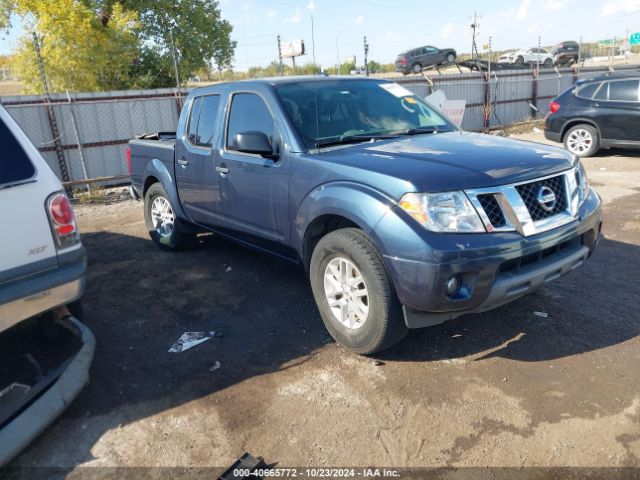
[
  {"xmin": 470, "ymin": 13, "xmax": 481, "ymax": 71},
  {"xmin": 167, "ymin": 27, "xmax": 181, "ymax": 90},
  {"xmin": 311, "ymin": 16, "xmax": 317, "ymax": 74},
  {"xmin": 537, "ymin": 35, "xmax": 541, "ymax": 72},
  {"xmin": 363, "ymin": 36, "xmax": 369, "ymax": 76},
  {"xmin": 578, "ymin": 35, "xmax": 582, "ymax": 65},
  {"xmin": 32, "ymin": 31, "xmax": 70, "ymax": 186},
  {"xmin": 277, "ymin": 35, "xmax": 283, "ymax": 76}
]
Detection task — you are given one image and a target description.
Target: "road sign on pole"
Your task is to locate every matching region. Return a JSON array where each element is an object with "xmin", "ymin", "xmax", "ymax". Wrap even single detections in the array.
[{"xmin": 630, "ymin": 32, "xmax": 640, "ymax": 45}]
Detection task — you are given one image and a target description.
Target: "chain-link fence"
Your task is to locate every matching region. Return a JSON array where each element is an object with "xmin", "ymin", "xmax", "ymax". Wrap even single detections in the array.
[
  {"xmin": 2, "ymin": 64, "xmax": 638, "ymax": 187},
  {"xmin": 1, "ymin": 88, "xmax": 186, "ymax": 188}
]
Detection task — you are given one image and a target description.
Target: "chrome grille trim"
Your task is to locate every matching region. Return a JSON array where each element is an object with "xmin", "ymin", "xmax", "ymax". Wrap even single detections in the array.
[{"xmin": 465, "ymin": 169, "xmax": 579, "ymax": 237}]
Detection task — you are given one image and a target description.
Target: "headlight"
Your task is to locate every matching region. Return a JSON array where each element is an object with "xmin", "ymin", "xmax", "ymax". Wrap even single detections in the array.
[
  {"xmin": 399, "ymin": 191, "xmax": 485, "ymax": 233},
  {"xmin": 575, "ymin": 162, "xmax": 589, "ymax": 205}
]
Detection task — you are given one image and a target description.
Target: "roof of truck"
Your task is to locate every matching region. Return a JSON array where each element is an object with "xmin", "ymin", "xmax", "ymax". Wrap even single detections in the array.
[{"xmin": 189, "ymin": 75, "xmax": 388, "ymax": 95}]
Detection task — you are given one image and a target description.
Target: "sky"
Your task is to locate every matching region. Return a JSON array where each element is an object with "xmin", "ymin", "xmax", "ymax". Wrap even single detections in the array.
[{"xmin": 1, "ymin": 0, "xmax": 639, "ymax": 70}]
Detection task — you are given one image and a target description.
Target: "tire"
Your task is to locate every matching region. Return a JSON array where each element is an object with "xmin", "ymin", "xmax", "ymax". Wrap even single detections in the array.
[
  {"xmin": 144, "ymin": 182, "xmax": 196, "ymax": 251},
  {"xmin": 543, "ymin": 57, "xmax": 553, "ymax": 68},
  {"xmin": 564, "ymin": 124, "xmax": 599, "ymax": 158},
  {"xmin": 309, "ymin": 228, "xmax": 408, "ymax": 354},
  {"xmin": 412, "ymin": 63, "xmax": 422, "ymax": 74},
  {"xmin": 515, "ymin": 56, "xmax": 524, "ymax": 65},
  {"xmin": 446, "ymin": 53, "xmax": 455, "ymax": 64}
]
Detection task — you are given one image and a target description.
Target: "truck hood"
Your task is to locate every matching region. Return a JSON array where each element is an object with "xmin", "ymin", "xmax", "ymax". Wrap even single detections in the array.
[{"xmin": 317, "ymin": 131, "xmax": 576, "ymax": 193}]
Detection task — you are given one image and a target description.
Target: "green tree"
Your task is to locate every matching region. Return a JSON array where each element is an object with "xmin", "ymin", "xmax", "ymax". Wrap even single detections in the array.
[
  {"xmin": 2, "ymin": 0, "xmax": 139, "ymax": 93},
  {"xmin": 108, "ymin": 0, "xmax": 236, "ymax": 86}
]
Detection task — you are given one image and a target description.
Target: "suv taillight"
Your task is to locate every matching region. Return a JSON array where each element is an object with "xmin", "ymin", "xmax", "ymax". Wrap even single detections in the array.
[
  {"xmin": 549, "ymin": 101, "xmax": 561, "ymax": 113},
  {"xmin": 126, "ymin": 146, "xmax": 132, "ymax": 175},
  {"xmin": 47, "ymin": 192, "xmax": 80, "ymax": 249}
]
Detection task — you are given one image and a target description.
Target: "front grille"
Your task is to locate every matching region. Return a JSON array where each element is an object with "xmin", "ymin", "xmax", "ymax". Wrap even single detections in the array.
[
  {"xmin": 515, "ymin": 175, "xmax": 567, "ymax": 221},
  {"xmin": 477, "ymin": 194, "xmax": 506, "ymax": 228}
]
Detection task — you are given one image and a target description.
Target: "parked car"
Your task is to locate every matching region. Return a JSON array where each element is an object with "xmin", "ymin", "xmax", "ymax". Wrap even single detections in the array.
[
  {"xmin": 395, "ymin": 46, "xmax": 456, "ymax": 74},
  {"xmin": 498, "ymin": 48, "xmax": 554, "ymax": 67},
  {"xmin": 544, "ymin": 73, "xmax": 640, "ymax": 157},
  {"xmin": 553, "ymin": 40, "xmax": 580, "ymax": 66},
  {"xmin": 0, "ymin": 106, "xmax": 93, "ymax": 465},
  {"xmin": 129, "ymin": 77, "xmax": 602, "ymax": 354}
]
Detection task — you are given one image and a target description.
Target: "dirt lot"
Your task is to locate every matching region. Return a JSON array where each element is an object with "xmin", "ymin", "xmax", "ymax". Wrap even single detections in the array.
[{"xmin": 9, "ymin": 132, "xmax": 640, "ymax": 475}]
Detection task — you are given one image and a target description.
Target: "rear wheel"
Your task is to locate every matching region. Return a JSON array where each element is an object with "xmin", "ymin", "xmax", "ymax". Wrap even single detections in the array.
[
  {"xmin": 412, "ymin": 63, "xmax": 422, "ymax": 74},
  {"xmin": 309, "ymin": 228, "xmax": 407, "ymax": 354},
  {"xmin": 144, "ymin": 183, "xmax": 196, "ymax": 251},
  {"xmin": 564, "ymin": 124, "xmax": 599, "ymax": 157},
  {"xmin": 543, "ymin": 57, "xmax": 553, "ymax": 68}
]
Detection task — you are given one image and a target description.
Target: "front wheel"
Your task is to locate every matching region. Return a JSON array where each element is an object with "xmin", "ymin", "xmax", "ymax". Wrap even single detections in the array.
[
  {"xmin": 543, "ymin": 57, "xmax": 553, "ymax": 68},
  {"xmin": 144, "ymin": 183, "xmax": 196, "ymax": 251},
  {"xmin": 309, "ymin": 228, "xmax": 407, "ymax": 354},
  {"xmin": 515, "ymin": 56, "xmax": 524, "ymax": 65},
  {"xmin": 564, "ymin": 124, "xmax": 599, "ymax": 157},
  {"xmin": 446, "ymin": 53, "xmax": 455, "ymax": 64}
]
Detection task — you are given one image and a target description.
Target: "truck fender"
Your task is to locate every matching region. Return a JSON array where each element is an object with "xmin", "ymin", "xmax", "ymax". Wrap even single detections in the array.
[
  {"xmin": 142, "ymin": 159, "xmax": 189, "ymax": 222},
  {"xmin": 292, "ymin": 182, "xmax": 395, "ymax": 260}
]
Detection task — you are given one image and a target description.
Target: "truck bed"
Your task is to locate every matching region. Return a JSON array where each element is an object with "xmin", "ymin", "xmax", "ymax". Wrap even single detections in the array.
[{"xmin": 129, "ymin": 132, "xmax": 176, "ymax": 191}]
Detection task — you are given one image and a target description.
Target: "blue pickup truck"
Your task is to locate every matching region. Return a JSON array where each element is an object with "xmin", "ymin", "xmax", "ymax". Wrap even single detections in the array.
[{"xmin": 129, "ymin": 77, "xmax": 602, "ymax": 354}]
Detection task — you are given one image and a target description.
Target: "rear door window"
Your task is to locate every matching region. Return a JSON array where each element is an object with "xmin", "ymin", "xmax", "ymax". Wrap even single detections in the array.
[
  {"xmin": 186, "ymin": 97, "xmax": 203, "ymax": 144},
  {"xmin": 594, "ymin": 82, "xmax": 609, "ymax": 100},
  {"xmin": 576, "ymin": 82, "xmax": 601, "ymax": 99},
  {"xmin": 1, "ymin": 117, "xmax": 36, "ymax": 187},
  {"xmin": 195, "ymin": 95, "xmax": 221, "ymax": 148},
  {"xmin": 609, "ymin": 80, "xmax": 639, "ymax": 102}
]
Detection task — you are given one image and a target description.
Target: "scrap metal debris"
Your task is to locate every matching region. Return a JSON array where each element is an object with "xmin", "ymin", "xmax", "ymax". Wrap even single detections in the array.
[
  {"xmin": 168, "ymin": 331, "xmax": 215, "ymax": 353},
  {"xmin": 533, "ymin": 311, "xmax": 549, "ymax": 318}
]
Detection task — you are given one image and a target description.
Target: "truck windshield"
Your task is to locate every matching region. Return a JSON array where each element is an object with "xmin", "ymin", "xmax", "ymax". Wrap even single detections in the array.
[
  {"xmin": 1, "ymin": 117, "xmax": 36, "ymax": 187},
  {"xmin": 275, "ymin": 79, "xmax": 455, "ymax": 149}
]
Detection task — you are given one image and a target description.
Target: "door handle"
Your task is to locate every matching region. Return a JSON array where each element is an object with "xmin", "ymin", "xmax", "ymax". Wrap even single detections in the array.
[
  {"xmin": 216, "ymin": 165, "xmax": 230, "ymax": 174},
  {"xmin": 177, "ymin": 157, "xmax": 189, "ymax": 166}
]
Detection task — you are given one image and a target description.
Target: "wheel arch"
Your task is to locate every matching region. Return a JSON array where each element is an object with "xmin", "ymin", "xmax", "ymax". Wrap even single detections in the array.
[
  {"xmin": 560, "ymin": 119, "xmax": 601, "ymax": 142},
  {"xmin": 294, "ymin": 182, "xmax": 394, "ymax": 271},
  {"xmin": 141, "ymin": 158, "xmax": 189, "ymax": 221}
]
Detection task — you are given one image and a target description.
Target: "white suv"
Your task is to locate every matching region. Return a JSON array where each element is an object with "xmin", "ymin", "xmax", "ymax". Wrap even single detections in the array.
[
  {"xmin": 0, "ymin": 106, "xmax": 94, "ymax": 465},
  {"xmin": 498, "ymin": 48, "xmax": 554, "ymax": 67}
]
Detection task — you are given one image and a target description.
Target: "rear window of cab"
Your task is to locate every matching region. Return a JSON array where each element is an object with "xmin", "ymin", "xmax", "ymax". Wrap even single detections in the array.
[{"xmin": 0, "ymin": 117, "xmax": 36, "ymax": 187}]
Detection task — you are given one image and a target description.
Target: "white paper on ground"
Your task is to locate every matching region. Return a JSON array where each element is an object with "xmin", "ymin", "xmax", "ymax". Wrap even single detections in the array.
[{"xmin": 168, "ymin": 331, "xmax": 216, "ymax": 353}]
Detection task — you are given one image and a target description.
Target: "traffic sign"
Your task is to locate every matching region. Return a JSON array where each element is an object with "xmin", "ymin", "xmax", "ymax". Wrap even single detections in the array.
[{"xmin": 630, "ymin": 32, "xmax": 640, "ymax": 46}]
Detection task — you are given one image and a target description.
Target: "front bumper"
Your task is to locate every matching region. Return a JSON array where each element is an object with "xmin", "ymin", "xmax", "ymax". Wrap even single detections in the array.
[
  {"xmin": 380, "ymin": 189, "xmax": 602, "ymax": 328},
  {"xmin": 0, "ymin": 316, "xmax": 95, "ymax": 466}
]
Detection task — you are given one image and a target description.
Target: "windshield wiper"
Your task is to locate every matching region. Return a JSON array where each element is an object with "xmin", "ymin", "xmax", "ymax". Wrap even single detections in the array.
[
  {"xmin": 393, "ymin": 126, "xmax": 442, "ymax": 136},
  {"xmin": 315, "ymin": 133, "xmax": 398, "ymax": 148}
]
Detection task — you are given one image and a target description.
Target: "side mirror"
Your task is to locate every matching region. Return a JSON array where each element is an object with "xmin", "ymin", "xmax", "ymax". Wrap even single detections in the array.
[{"xmin": 232, "ymin": 131, "xmax": 275, "ymax": 157}]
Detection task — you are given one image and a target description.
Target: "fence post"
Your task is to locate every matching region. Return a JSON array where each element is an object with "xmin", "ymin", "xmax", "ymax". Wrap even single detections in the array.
[
  {"xmin": 66, "ymin": 91, "xmax": 90, "ymax": 193},
  {"xmin": 482, "ymin": 72, "xmax": 490, "ymax": 130},
  {"xmin": 531, "ymin": 69, "xmax": 538, "ymax": 120}
]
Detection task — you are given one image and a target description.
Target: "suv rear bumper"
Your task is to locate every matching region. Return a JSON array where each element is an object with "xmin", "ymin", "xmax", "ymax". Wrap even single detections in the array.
[
  {"xmin": 382, "ymin": 190, "xmax": 602, "ymax": 328},
  {"xmin": 0, "ymin": 247, "xmax": 87, "ymax": 334},
  {"xmin": 0, "ymin": 316, "xmax": 95, "ymax": 466},
  {"xmin": 543, "ymin": 129, "xmax": 562, "ymax": 143}
]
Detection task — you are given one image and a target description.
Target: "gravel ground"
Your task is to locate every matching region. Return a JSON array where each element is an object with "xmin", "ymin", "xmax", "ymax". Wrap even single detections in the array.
[{"xmin": 8, "ymin": 132, "xmax": 640, "ymax": 475}]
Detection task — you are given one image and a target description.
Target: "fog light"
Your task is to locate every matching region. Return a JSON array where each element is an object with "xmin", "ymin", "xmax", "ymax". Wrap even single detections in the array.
[{"xmin": 445, "ymin": 275, "xmax": 460, "ymax": 295}]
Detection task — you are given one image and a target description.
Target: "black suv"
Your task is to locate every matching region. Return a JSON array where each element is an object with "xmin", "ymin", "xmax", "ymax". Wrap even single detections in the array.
[
  {"xmin": 544, "ymin": 73, "xmax": 640, "ymax": 157},
  {"xmin": 552, "ymin": 41, "xmax": 580, "ymax": 66}
]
